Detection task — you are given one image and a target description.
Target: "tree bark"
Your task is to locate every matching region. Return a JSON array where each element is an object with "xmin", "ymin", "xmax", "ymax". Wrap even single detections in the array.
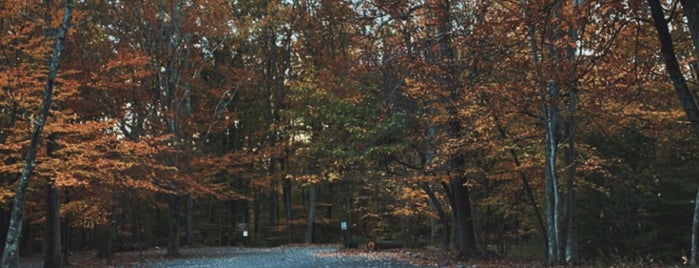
[
  {"xmin": 450, "ymin": 176, "xmax": 478, "ymax": 255},
  {"xmin": 304, "ymin": 184, "xmax": 317, "ymax": 244},
  {"xmin": 166, "ymin": 195, "xmax": 181, "ymax": 257},
  {"xmin": 431, "ymin": 0, "xmax": 477, "ymax": 256},
  {"xmin": 157, "ymin": 0, "xmax": 188, "ymax": 256},
  {"xmin": 43, "ymin": 181, "xmax": 61, "ymax": 268},
  {"xmin": 562, "ymin": 1, "xmax": 582, "ymax": 261},
  {"xmin": 44, "ymin": 133, "xmax": 62, "ymax": 268},
  {"xmin": 341, "ymin": 179, "xmax": 355, "ymax": 248},
  {"xmin": 283, "ymin": 177, "xmax": 293, "ymax": 243},
  {"xmin": 263, "ymin": 24, "xmax": 284, "ymax": 229},
  {"xmin": 1, "ymin": 1, "xmax": 73, "ymax": 267},
  {"xmin": 521, "ymin": 1, "xmax": 562, "ymax": 264},
  {"xmin": 61, "ymin": 216, "xmax": 70, "ymax": 264},
  {"xmin": 648, "ymin": 0, "xmax": 699, "ymax": 136},
  {"xmin": 42, "ymin": 2, "xmax": 62, "ymax": 265},
  {"xmin": 268, "ymin": 160, "xmax": 278, "ymax": 227},
  {"xmin": 649, "ymin": 1, "xmax": 699, "ymax": 265},
  {"xmin": 104, "ymin": 204, "xmax": 117, "ymax": 265},
  {"xmin": 543, "ymin": 80, "xmax": 561, "ymax": 268},
  {"xmin": 185, "ymin": 195, "xmax": 193, "ymax": 246},
  {"xmin": 681, "ymin": 1, "xmax": 699, "ymax": 67},
  {"xmin": 678, "ymin": 1, "xmax": 699, "ymax": 266},
  {"xmin": 692, "ymin": 185, "xmax": 699, "ymax": 266},
  {"xmin": 131, "ymin": 204, "xmax": 143, "ymax": 255},
  {"xmin": 562, "ymin": 87, "xmax": 577, "ymax": 263}
]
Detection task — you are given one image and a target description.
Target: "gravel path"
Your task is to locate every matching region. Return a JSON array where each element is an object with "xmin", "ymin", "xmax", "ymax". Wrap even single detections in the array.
[{"xmin": 124, "ymin": 246, "xmax": 429, "ymax": 268}]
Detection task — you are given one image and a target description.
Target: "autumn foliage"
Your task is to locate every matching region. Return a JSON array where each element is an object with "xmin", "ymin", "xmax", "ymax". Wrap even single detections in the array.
[{"xmin": 2, "ymin": 0, "xmax": 699, "ymax": 266}]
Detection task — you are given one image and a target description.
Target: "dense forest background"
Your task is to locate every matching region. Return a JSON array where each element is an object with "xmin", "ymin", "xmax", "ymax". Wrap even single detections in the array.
[{"xmin": 1, "ymin": 0, "xmax": 699, "ymax": 266}]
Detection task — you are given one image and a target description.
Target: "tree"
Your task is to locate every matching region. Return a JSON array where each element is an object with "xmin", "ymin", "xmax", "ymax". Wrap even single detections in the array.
[
  {"xmin": 678, "ymin": 2, "xmax": 699, "ymax": 265},
  {"xmin": 1, "ymin": 0, "xmax": 74, "ymax": 267},
  {"xmin": 648, "ymin": 0, "xmax": 699, "ymax": 265},
  {"xmin": 92, "ymin": 0, "xmax": 240, "ymax": 255},
  {"xmin": 44, "ymin": 133, "xmax": 61, "ymax": 268},
  {"xmin": 427, "ymin": 0, "xmax": 478, "ymax": 256}
]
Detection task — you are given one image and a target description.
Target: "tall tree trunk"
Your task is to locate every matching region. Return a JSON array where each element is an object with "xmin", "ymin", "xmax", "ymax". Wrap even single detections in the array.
[
  {"xmin": 185, "ymin": 195, "xmax": 193, "ymax": 246},
  {"xmin": 166, "ymin": 195, "xmax": 181, "ymax": 257},
  {"xmin": 543, "ymin": 82, "xmax": 561, "ymax": 266},
  {"xmin": 562, "ymin": 87, "xmax": 577, "ymax": 263},
  {"xmin": 341, "ymin": 179, "xmax": 354, "ymax": 248},
  {"xmin": 254, "ymin": 194, "xmax": 260, "ymax": 234},
  {"xmin": 423, "ymin": 107, "xmax": 451, "ymax": 250},
  {"xmin": 262, "ymin": 24, "xmax": 283, "ymax": 229},
  {"xmin": 649, "ymin": 0, "xmax": 699, "ymax": 265},
  {"xmin": 521, "ymin": 1, "xmax": 551, "ymax": 257},
  {"xmin": 268, "ymin": 182, "xmax": 278, "ymax": 227},
  {"xmin": 450, "ymin": 176, "xmax": 478, "ymax": 256},
  {"xmin": 42, "ymin": 4, "xmax": 62, "ymax": 265},
  {"xmin": 43, "ymin": 181, "xmax": 61, "ymax": 268},
  {"xmin": 441, "ymin": 181, "xmax": 456, "ymax": 244},
  {"xmin": 61, "ymin": 192, "xmax": 71, "ymax": 265},
  {"xmin": 105, "ymin": 203, "xmax": 118, "ymax": 265},
  {"xmin": 692, "ymin": 185, "xmax": 699, "ymax": 266},
  {"xmin": 0, "ymin": 209, "xmax": 9, "ymax": 258},
  {"xmin": 521, "ymin": 1, "xmax": 562, "ymax": 263},
  {"xmin": 44, "ymin": 133, "xmax": 62, "ymax": 268},
  {"xmin": 549, "ymin": 2, "xmax": 568, "ymax": 264},
  {"xmin": 1, "ymin": 1, "xmax": 73, "ymax": 267},
  {"xmin": 131, "ymin": 205, "xmax": 143, "ymax": 255},
  {"xmin": 680, "ymin": 0, "xmax": 699, "ymax": 262},
  {"xmin": 527, "ymin": 0, "xmax": 583, "ymax": 264},
  {"xmin": 648, "ymin": 0, "xmax": 699, "ymax": 135},
  {"xmin": 267, "ymin": 144, "xmax": 278, "ymax": 227},
  {"xmin": 217, "ymin": 202, "xmax": 224, "ymax": 245},
  {"xmin": 431, "ymin": 0, "xmax": 477, "ymax": 256},
  {"xmin": 561, "ymin": 0, "xmax": 583, "ymax": 262},
  {"xmin": 243, "ymin": 199, "xmax": 251, "ymax": 236},
  {"xmin": 158, "ymin": 0, "xmax": 188, "ymax": 256},
  {"xmin": 61, "ymin": 217, "xmax": 70, "ymax": 264},
  {"xmin": 304, "ymin": 184, "xmax": 317, "ymax": 244},
  {"xmin": 283, "ymin": 178, "xmax": 293, "ymax": 243}
]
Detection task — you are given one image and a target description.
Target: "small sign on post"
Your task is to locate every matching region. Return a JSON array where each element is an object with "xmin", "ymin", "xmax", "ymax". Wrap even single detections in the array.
[
  {"xmin": 341, "ymin": 221, "xmax": 349, "ymax": 248},
  {"xmin": 237, "ymin": 222, "xmax": 249, "ymax": 240}
]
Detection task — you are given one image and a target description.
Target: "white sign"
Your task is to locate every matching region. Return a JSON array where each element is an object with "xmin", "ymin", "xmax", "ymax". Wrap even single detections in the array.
[
  {"xmin": 341, "ymin": 221, "xmax": 347, "ymax": 230},
  {"xmin": 243, "ymin": 230, "xmax": 249, "ymax": 237}
]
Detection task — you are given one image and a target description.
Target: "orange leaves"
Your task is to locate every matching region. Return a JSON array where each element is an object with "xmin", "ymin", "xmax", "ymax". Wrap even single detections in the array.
[
  {"xmin": 393, "ymin": 185, "xmax": 431, "ymax": 217},
  {"xmin": 100, "ymin": 52, "xmax": 151, "ymax": 77},
  {"xmin": 0, "ymin": 187, "xmax": 15, "ymax": 205},
  {"xmin": 293, "ymin": 174, "xmax": 324, "ymax": 185},
  {"xmin": 62, "ymin": 199, "xmax": 111, "ymax": 229}
]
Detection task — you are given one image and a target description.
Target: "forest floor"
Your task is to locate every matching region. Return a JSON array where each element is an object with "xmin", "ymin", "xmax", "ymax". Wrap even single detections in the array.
[
  {"xmin": 19, "ymin": 244, "xmax": 437, "ymax": 267},
  {"xmin": 18, "ymin": 244, "xmax": 682, "ymax": 267}
]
